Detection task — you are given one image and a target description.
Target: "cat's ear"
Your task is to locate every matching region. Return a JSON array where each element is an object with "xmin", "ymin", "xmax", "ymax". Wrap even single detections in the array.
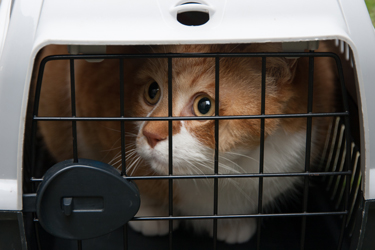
[
  {"xmin": 266, "ymin": 57, "xmax": 299, "ymax": 85},
  {"xmin": 285, "ymin": 58, "xmax": 299, "ymax": 84}
]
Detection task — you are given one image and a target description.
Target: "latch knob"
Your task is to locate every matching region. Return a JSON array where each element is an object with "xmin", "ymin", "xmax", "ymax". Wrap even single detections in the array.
[{"xmin": 62, "ymin": 197, "xmax": 73, "ymax": 216}]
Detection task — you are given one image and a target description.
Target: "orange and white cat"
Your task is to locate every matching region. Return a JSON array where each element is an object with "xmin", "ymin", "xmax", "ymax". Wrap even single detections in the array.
[{"xmin": 35, "ymin": 43, "xmax": 337, "ymax": 244}]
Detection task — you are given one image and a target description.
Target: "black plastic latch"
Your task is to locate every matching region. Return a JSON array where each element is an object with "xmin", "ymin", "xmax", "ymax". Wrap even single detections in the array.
[{"xmin": 34, "ymin": 159, "xmax": 140, "ymax": 240}]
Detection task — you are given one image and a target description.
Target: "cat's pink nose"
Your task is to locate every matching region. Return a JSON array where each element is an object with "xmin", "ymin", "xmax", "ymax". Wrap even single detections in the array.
[{"xmin": 143, "ymin": 130, "xmax": 166, "ymax": 148}]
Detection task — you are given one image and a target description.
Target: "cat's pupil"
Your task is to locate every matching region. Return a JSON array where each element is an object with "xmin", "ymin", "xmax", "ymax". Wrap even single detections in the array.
[
  {"xmin": 148, "ymin": 82, "xmax": 159, "ymax": 99},
  {"xmin": 198, "ymin": 97, "xmax": 211, "ymax": 114}
]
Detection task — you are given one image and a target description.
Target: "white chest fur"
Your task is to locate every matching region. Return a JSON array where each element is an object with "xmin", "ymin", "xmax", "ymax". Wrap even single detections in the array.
[
  {"xmin": 175, "ymin": 127, "xmax": 308, "ymax": 215},
  {"xmin": 133, "ymin": 122, "xmax": 312, "ymax": 243}
]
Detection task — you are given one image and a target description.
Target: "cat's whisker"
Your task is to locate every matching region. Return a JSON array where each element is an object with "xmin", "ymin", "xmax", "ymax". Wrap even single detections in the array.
[
  {"xmin": 126, "ymin": 149, "xmax": 138, "ymax": 156},
  {"xmin": 125, "ymin": 151, "xmax": 138, "ymax": 157},
  {"xmin": 183, "ymin": 159, "xmax": 208, "ymax": 176},
  {"xmin": 109, "ymin": 154, "xmax": 122, "ymax": 166},
  {"xmin": 113, "ymin": 150, "xmax": 140, "ymax": 172},
  {"xmin": 186, "ymin": 159, "xmax": 243, "ymax": 185},
  {"xmin": 124, "ymin": 145, "xmax": 137, "ymax": 151},
  {"xmin": 98, "ymin": 125, "xmax": 138, "ymax": 138},
  {"xmin": 223, "ymin": 151, "xmax": 259, "ymax": 163},
  {"xmin": 128, "ymin": 156, "xmax": 143, "ymax": 176},
  {"xmin": 186, "ymin": 159, "xmax": 212, "ymax": 173},
  {"xmin": 101, "ymin": 146, "xmax": 122, "ymax": 153},
  {"xmin": 114, "ymin": 160, "xmax": 121, "ymax": 170},
  {"xmin": 115, "ymin": 151, "xmax": 139, "ymax": 171},
  {"xmin": 218, "ymin": 162, "xmax": 243, "ymax": 175},
  {"xmin": 100, "ymin": 138, "xmax": 122, "ymax": 161},
  {"xmin": 193, "ymin": 156, "xmax": 242, "ymax": 174},
  {"xmin": 113, "ymin": 155, "xmax": 126, "ymax": 169},
  {"xmin": 111, "ymin": 155, "xmax": 125, "ymax": 167},
  {"xmin": 99, "ymin": 125, "xmax": 121, "ymax": 133},
  {"xmin": 108, "ymin": 151, "xmax": 122, "ymax": 165},
  {"xmin": 124, "ymin": 148, "xmax": 137, "ymax": 153},
  {"xmin": 108, "ymin": 147, "xmax": 138, "ymax": 165},
  {"xmin": 124, "ymin": 132, "xmax": 138, "ymax": 137},
  {"xmin": 183, "ymin": 160, "xmax": 212, "ymax": 190},
  {"xmin": 125, "ymin": 153, "xmax": 139, "ymax": 162},
  {"xmin": 99, "ymin": 132, "xmax": 138, "ymax": 163},
  {"xmin": 218, "ymin": 156, "xmax": 248, "ymax": 174},
  {"xmin": 221, "ymin": 151, "xmax": 273, "ymax": 172}
]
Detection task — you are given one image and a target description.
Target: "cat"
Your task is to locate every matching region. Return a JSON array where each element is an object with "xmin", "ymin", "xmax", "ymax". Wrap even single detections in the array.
[{"xmin": 34, "ymin": 42, "xmax": 337, "ymax": 244}]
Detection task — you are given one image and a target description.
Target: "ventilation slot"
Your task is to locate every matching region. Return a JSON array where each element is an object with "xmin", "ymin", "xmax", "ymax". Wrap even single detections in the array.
[{"xmin": 176, "ymin": 2, "xmax": 210, "ymax": 26}]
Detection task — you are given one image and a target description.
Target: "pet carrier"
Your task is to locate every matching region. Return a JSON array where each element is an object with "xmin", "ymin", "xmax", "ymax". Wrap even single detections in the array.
[{"xmin": 0, "ymin": 0, "xmax": 375, "ymax": 249}]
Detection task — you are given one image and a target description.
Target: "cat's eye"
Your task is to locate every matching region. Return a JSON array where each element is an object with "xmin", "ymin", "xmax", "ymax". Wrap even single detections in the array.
[
  {"xmin": 144, "ymin": 81, "xmax": 161, "ymax": 105},
  {"xmin": 193, "ymin": 95, "xmax": 215, "ymax": 116}
]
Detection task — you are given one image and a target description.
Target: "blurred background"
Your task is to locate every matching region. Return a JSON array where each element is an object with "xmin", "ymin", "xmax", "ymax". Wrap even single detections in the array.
[{"xmin": 366, "ymin": 0, "xmax": 375, "ymax": 26}]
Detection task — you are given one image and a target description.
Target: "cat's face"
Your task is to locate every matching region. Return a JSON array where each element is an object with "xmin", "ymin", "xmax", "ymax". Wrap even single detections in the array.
[{"xmin": 130, "ymin": 44, "xmax": 299, "ymax": 175}]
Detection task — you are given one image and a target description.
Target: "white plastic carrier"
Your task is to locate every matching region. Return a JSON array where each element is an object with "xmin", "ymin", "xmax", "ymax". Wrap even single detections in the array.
[{"xmin": 0, "ymin": 0, "xmax": 374, "ymax": 249}]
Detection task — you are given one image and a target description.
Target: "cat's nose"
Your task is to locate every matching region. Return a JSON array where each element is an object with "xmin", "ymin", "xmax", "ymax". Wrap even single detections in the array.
[{"xmin": 143, "ymin": 130, "xmax": 167, "ymax": 148}]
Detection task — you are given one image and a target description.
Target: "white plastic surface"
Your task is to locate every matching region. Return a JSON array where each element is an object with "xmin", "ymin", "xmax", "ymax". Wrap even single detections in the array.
[
  {"xmin": 34, "ymin": 0, "xmax": 349, "ymax": 47},
  {"xmin": 0, "ymin": 0, "xmax": 375, "ymax": 210},
  {"xmin": 0, "ymin": 0, "xmax": 12, "ymax": 58},
  {"xmin": 0, "ymin": 0, "xmax": 44, "ymax": 210},
  {"xmin": 338, "ymin": 0, "xmax": 375, "ymax": 200},
  {"xmin": 0, "ymin": 179, "xmax": 19, "ymax": 210}
]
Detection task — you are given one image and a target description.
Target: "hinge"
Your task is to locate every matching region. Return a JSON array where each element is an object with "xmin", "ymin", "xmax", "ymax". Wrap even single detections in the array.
[
  {"xmin": 22, "ymin": 193, "xmax": 36, "ymax": 213},
  {"xmin": 67, "ymin": 45, "xmax": 106, "ymax": 63}
]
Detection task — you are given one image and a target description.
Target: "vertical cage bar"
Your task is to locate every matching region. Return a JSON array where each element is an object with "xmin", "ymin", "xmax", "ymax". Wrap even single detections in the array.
[
  {"xmin": 77, "ymin": 240, "xmax": 82, "ymax": 250},
  {"xmin": 34, "ymin": 220, "xmax": 42, "ymax": 250},
  {"xmin": 120, "ymin": 58, "xmax": 128, "ymax": 249},
  {"xmin": 257, "ymin": 56, "xmax": 266, "ymax": 250},
  {"xmin": 30, "ymin": 57, "xmax": 48, "ymax": 246},
  {"xmin": 31, "ymin": 58, "xmax": 49, "ymax": 178},
  {"xmin": 300, "ymin": 52, "xmax": 314, "ymax": 250},
  {"xmin": 168, "ymin": 57, "xmax": 173, "ymax": 250},
  {"xmin": 213, "ymin": 56, "xmax": 220, "ymax": 250},
  {"xmin": 70, "ymin": 59, "xmax": 78, "ymax": 163},
  {"xmin": 30, "ymin": 119, "xmax": 39, "ymax": 179},
  {"xmin": 123, "ymin": 224, "xmax": 128, "ymax": 250},
  {"xmin": 119, "ymin": 58, "xmax": 127, "ymax": 177}
]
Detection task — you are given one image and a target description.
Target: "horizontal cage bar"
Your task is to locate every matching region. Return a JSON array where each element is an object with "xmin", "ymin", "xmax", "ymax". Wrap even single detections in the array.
[
  {"xmin": 33, "ymin": 112, "xmax": 349, "ymax": 122},
  {"xmin": 29, "ymin": 170, "xmax": 352, "ymax": 182},
  {"xmin": 131, "ymin": 211, "xmax": 349, "ymax": 221},
  {"xmin": 40, "ymin": 51, "xmax": 343, "ymax": 61}
]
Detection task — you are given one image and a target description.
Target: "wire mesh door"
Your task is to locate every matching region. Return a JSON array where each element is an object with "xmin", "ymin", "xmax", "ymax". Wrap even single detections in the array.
[{"xmin": 23, "ymin": 49, "xmax": 360, "ymax": 250}]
